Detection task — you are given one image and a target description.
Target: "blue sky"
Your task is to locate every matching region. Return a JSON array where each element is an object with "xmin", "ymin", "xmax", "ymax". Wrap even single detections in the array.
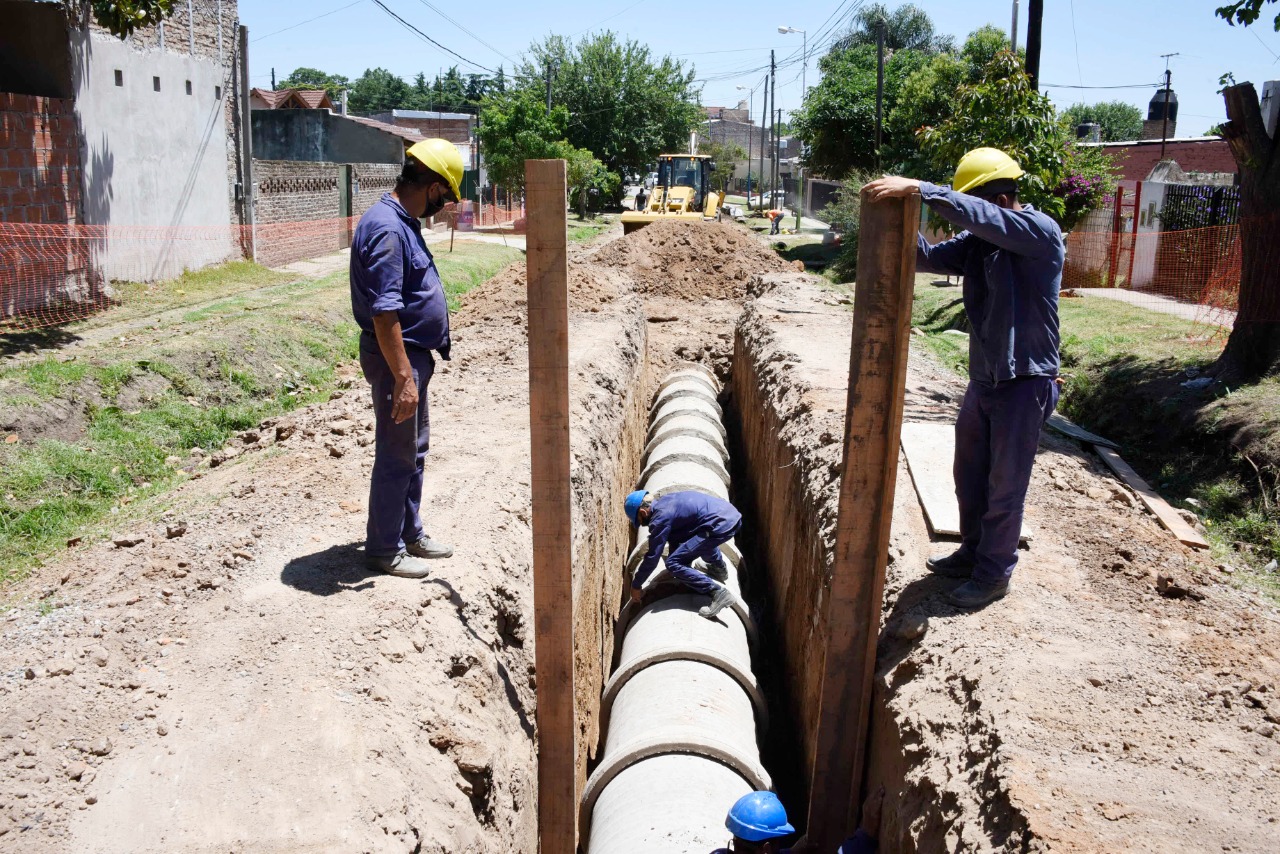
[{"xmin": 243, "ymin": 0, "xmax": 1280, "ymax": 136}]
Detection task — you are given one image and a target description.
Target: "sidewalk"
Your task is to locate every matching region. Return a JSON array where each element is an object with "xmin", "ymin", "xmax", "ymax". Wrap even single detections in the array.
[{"xmin": 1074, "ymin": 287, "xmax": 1236, "ymax": 328}]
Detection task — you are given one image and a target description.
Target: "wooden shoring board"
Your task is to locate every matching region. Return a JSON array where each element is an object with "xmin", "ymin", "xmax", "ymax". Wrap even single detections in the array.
[
  {"xmin": 804, "ymin": 190, "xmax": 920, "ymax": 849},
  {"xmin": 1094, "ymin": 445, "xmax": 1210, "ymax": 550},
  {"xmin": 525, "ymin": 159, "xmax": 576, "ymax": 853},
  {"xmin": 899, "ymin": 422, "xmax": 1032, "ymax": 543},
  {"xmin": 1047, "ymin": 412, "xmax": 1120, "ymax": 450}
]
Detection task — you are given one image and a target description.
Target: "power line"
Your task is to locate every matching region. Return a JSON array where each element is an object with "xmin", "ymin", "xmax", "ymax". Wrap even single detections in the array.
[
  {"xmin": 1041, "ymin": 82, "xmax": 1162, "ymax": 89},
  {"xmin": 1068, "ymin": 0, "xmax": 1084, "ymax": 88},
  {"xmin": 250, "ymin": 0, "xmax": 366, "ymax": 44},
  {"xmin": 370, "ymin": 0, "xmax": 495, "ymax": 73},
  {"xmin": 571, "ymin": 0, "xmax": 650, "ymax": 38},
  {"xmin": 408, "ymin": 0, "xmax": 515, "ymax": 64}
]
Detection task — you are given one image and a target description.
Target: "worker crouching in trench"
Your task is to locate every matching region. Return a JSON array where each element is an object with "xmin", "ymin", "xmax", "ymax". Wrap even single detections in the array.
[{"xmin": 625, "ymin": 489, "xmax": 741, "ymax": 619}]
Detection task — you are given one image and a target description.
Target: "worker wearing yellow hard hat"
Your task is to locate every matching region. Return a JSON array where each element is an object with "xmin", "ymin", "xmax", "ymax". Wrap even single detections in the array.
[
  {"xmin": 865, "ymin": 148, "xmax": 1065, "ymax": 611},
  {"xmin": 348, "ymin": 138, "xmax": 464, "ymax": 579}
]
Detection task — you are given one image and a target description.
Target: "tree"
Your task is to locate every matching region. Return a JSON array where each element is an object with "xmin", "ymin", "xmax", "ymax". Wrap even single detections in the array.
[
  {"xmin": 430, "ymin": 66, "xmax": 468, "ymax": 111},
  {"xmin": 791, "ymin": 44, "xmax": 929, "ymax": 177},
  {"xmin": 68, "ymin": 1, "xmax": 173, "ymax": 37},
  {"xmin": 1216, "ymin": 0, "xmax": 1280, "ymax": 29},
  {"xmin": 1060, "ymin": 101, "xmax": 1143, "ymax": 142},
  {"xmin": 918, "ymin": 50, "xmax": 1067, "ymax": 219},
  {"xmin": 1054, "ymin": 142, "xmax": 1121, "ymax": 231},
  {"xmin": 832, "ymin": 3, "xmax": 955, "ymax": 54},
  {"xmin": 563, "ymin": 144, "xmax": 614, "ymax": 218},
  {"xmin": 279, "ymin": 67, "xmax": 350, "ymax": 99},
  {"xmin": 477, "ymin": 89, "xmax": 573, "ymax": 192},
  {"xmin": 701, "ymin": 140, "xmax": 747, "ymax": 192},
  {"xmin": 347, "ymin": 68, "xmax": 411, "ymax": 114},
  {"xmin": 520, "ymin": 32, "xmax": 701, "ymax": 185},
  {"xmin": 1217, "ymin": 81, "xmax": 1280, "ymax": 380}
]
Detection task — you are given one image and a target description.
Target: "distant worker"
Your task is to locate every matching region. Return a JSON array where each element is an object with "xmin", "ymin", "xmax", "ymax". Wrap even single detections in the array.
[
  {"xmin": 349, "ymin": 139, "xmax": 463, "ymax": 579},
  {"xmin": 865, "ymin": 148, "xmax": 1063, "ymax": 610},
  {"xmin": 768, "ymin": 208, "xmax": 785, "ymax": 235},
  {"xmin": 711, "ymin": 791, "xmax": 795, "ymax": 854},
  {"xmin": 625, "ymin": 490, "xmax": 740, "ymax": 619}
]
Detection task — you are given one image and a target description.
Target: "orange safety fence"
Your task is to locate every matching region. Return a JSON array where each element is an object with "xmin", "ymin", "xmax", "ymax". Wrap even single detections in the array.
[{"xmin": 0, "ymin": 203, "xmax": 525, "ymax": 333}]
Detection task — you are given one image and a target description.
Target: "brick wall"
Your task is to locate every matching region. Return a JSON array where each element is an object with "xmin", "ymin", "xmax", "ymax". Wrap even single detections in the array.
[
  {"xmin": 1092, "ymin": 138, "xmax": 1237, "ymax": 183},
  {"xmin": 252, "ymin": 160, "xmax": 402, "ymax": 267},
  {"xmin": 0, "ymin": 92, "xmax": 90, "ymax": 321}
]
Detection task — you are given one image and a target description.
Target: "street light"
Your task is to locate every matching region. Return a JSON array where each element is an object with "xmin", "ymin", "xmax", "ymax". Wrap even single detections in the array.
[
  {"xmin": 779, "ymin": 25, "xmax": 807, "ymax": 232},
  {"xmin": 736, "ymin": 84, "xmax": 756, "ymax": 209}
]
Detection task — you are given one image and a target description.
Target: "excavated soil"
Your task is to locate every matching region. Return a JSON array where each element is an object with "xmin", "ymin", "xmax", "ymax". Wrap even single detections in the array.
[
  {"xmin": 587, "ymin": 219, "xmax": 793, "ymax": 300},
  {"xmin": 734, "ymin": 273, "xmax": 1280, "ymax": 852},
  {"xmin": 0, "ymin": 221, "xmax": 757, "ymax": 851}
]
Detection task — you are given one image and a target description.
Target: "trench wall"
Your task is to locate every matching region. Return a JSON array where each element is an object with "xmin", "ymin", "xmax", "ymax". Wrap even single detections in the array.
[{"xmin": 566, "ymin": 299, "xmax": 649, "ymax": 798}]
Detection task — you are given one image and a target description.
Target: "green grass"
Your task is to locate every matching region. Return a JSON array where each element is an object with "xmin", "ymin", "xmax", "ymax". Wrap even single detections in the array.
[
  {"xmin": 912, "ymin": 280, "xmax": 1280, "ymax": 591},
  {"xmin": 567, "ymin": 215, "xmax": 612, "ymax": 244},
  {"xmin": 98, "ymin": 262, "xmax": 298, "ymax": 329},
  {"xmin": 0, "ymin": 241, "xmax": 519, "ymax": 587}
]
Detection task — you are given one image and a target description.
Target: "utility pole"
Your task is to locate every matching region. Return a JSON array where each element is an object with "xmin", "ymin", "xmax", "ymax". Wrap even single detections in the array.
[
  {"xmin": 270, "ymin": 67, "xmax": 275, "ymax": 90},
  {"xmin": 770, "ymin": 50, "xmax": 777, "ymax": 206},
  {"xmin": 775, "ymin": 107, "xmax": 782, "ymax": 210},
  {"xmin": 1158, "ymin": 55, "xmax": 1177, "ymax": 160},
  {"xmin": 875, "ymin": 20, "xmax": 885, "ymax": 167},
  {"xmin": 545, "ymin": 61, "xmax": 554, "ymax": 116},
  {"xmin": 759, "ymin": 69, "xmax": 769, "ymax": 212},
  {"xmin": 1025, "ymin": 0, "xmax": 1044, "ymax": 89},
  {"xmin": 1011, "ymin": 0, "xmax": 1020, "ymax": 52},
  {"xmin": 737, "ymin": 84, "xmax": 755, "ymax": 207}
]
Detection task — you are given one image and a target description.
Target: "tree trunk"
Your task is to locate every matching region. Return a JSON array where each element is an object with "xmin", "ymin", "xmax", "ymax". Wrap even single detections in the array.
[{"xmin": 1217, "ymin": 83, "xmax": 1280, "ymax": 381}]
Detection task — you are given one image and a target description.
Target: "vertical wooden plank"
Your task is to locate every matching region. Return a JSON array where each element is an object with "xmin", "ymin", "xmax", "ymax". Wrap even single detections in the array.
[
  {"xmin": 805, "ymin": 189, "xmax": 920, "ymax": 848},
  {"xmin": 525, "ymin": 159, "xmax": 576, "ymax": 854}
]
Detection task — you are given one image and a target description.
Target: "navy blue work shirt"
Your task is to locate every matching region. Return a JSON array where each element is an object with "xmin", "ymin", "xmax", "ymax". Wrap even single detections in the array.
[
  {"xmin": 634, "ymin": 491, "xmax": 742, "ymax": 589},
  {"xmin": 350, "ymin": 193, "xmax": 451, "ymax": 359},
  {"xmin": 914, "ymin": 182, "xmax": 1063, "ymax": 385}
]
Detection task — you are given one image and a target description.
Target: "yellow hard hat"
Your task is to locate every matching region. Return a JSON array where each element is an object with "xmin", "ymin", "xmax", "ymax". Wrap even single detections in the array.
[
  {"xmin": 952, "ymin": 147, "xmax": 1025, "ymax": 194},
  {"xmin": 406, "ymin": 138, "xmax": 464, "ymax": 201}
]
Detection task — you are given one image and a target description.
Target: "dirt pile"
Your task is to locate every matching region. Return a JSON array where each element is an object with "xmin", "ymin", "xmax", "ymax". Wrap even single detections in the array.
[
  {"xmin": 452, "ymin": 260, "xmax": 629, "ymax": 329},
  {"xmin": 588, "ymin": 219, "xmax": 793, "ymax": 300}
]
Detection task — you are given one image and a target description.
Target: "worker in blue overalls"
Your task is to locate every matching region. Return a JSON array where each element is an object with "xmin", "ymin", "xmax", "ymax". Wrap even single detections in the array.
[
  {"xmin": 349, "ymin": 139, "xmax": 463, "ymax": 579},
  {"xmin": 866, "ymin": 148, "xmax": 1064, "ymax": 610},
  {"xmin": 625, "ymin": 489, "xmax": 741, "ymax": 619}
]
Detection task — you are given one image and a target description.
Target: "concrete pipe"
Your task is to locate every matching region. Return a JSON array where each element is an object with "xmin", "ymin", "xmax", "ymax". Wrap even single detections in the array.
[
  {"xmin": 585, "ymin": 369, "xmax": 770, "ymax": 851},
  {"xmin": 657, "ymin": 365, "xmax": 720, "ymax": 395},
  {"xmin": 586, "ymin": 754, "xmax": 752, "ymax": 853},
  {"xmin": 581, "ymin": 661, "xmax": 772, "ymax": 841},
  {"xmin": 639, "ymin": 434, "xmax": 731, "ymax": 488},
  {"xmin": 601, "ymin": 595, "xmax": 767, "ymax": 726}
]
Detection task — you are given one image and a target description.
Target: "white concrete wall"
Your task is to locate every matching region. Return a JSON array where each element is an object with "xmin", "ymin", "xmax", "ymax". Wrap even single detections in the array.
[{"xmin": 71, "ymin": 30, "xmax": 234, "ymax": 281}]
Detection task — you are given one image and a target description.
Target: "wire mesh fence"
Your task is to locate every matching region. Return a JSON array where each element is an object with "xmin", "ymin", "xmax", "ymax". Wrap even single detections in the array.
[
  {"xmin": 1, "ymin": 199, "xmax": 525, "ymax": 333},
  {"xmin": 1061, "ymin": 186, "xmax": 1245, "ymax": 337}
]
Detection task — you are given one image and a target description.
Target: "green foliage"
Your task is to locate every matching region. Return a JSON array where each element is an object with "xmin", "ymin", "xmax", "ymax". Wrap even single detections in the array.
[
  {"xmin": 701, "ymin": 140, "xmax": 747, "ymax": 191},
  {"xmin": 1206, "ymin": 123, "xmax": 1226, "ymax": 136},
  {"xmin": 918, "ymin": 50, "xmax": 1067, "ymax": 220},
  {"xmin": 279, "ymin": 67, "xmax": 350, "ymax": 99},
  {"xmin": 1054, "ymin": 143, "xmax": 1121, "ymax": 231},
  {"xmin": 81, "ymin": 0, "xmax": 173, "ymax": 37},
  {"xmin": 831, "ymin": 2, "xmax": 956, "ymax": 53},
  {"xmin": 347, "ymin": 67, "xmax": 412, "ymax": 114},
  {"xmin": 520, "ymin": 32, "xmax": 701, "ymax": 181},
  {"xmin": 791, "ymin": 44, "xmax": 929, "ymax": 177},
  {"xmin": 818, "ymin": 170, "xmax": 876, "ymax": 281},
  {"xmin": 1216, "ymin": 0, "xmax": 1280, "ymax": 30},
  {"xmin": 477, "ymin": 90, "xmax": 573, "ymax": 192},
  {"xmin": 1060, "ymin": 101, "xmax": 1144, "ymax": 142},
  {"xmin": 563, "ymin": 144, "xmax": 616, "ymax": 218}
]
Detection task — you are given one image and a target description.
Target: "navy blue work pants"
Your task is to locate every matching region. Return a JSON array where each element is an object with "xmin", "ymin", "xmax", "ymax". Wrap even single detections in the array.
[
  {"xmin": 953, "ymin": 377, "xmax": 1058, "ymax": 586},
  {"xmin": 360, "ymin": 343, "xmax": 435, "ymax": 557},
  {"xmin": 665, "ymin": 521, "xmax": 740, "ymax": 597}
]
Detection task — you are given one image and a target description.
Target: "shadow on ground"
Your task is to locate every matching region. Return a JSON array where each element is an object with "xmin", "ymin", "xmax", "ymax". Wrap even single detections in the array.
[
  {"xmin": 280, "ymin": 542, "xmax": 381, "ymax": 595},
  {"xmin": 0, "ymin": 326, "xmax": 82, "ymax": 359}
]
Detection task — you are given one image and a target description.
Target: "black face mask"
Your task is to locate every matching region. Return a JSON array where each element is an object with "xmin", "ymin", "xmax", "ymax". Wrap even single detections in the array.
[{"xmin": 421, "ymin": 186, "xmax": 449, "ymax": 219}]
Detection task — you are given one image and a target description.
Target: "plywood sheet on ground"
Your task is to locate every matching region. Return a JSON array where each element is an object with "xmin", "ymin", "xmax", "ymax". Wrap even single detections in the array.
[
  {"xmin": 1094, "ymin": 445, "xmax": 1210, "ymax": 549},
  {"xmin": 900, "ymin": 422, "xmax": 1030, "ymax": 542}
]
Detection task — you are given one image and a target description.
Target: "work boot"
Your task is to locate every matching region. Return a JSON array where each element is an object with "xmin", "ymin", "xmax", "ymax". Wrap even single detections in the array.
[
  {"xmin": 947, "ymin": 579, "xmax": 1009, "ymax": 609},
  {"xmin": 406, "ymin": 536, "xmax": 454, "ymax": 559},
  {"xmin": 693, "ymin": 557, "xmax": 729, "ymax": 583},
  {"xmin": 366, "ymin": 551, "xmax": 431, "ymax": 579},
  {"xmin": 926, "ymin": 550, "xmax": 974, "ymax": 579},
  {"xmin": 698, "ymin": 584, "xmax": 735, "ymax": 619}
]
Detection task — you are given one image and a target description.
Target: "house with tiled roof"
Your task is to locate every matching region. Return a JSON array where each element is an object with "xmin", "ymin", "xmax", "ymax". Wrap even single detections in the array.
[{"xmin": 249, "ymin": 87, "xmax": 334, "ymax": 111}]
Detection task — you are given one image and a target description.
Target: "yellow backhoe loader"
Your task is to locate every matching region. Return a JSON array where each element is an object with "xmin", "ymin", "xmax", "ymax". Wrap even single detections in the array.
[{"xmin": 621, "ymin": 153, "xmax": 724, "ymax": 234}]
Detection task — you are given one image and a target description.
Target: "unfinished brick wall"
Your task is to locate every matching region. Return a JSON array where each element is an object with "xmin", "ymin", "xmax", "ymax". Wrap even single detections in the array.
[
  {"xmin": 252, "ymin": 161, "xmax": 402, "ymax": 268},
  {"xmin": 0, "ymin": 92, "xmax": 91, "ymax": 322}
]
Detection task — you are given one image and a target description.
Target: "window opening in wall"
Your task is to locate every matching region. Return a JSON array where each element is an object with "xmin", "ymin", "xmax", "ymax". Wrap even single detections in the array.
[
  {"xmin": 153, "ymin": 76, "xmax": 161, "ymax": 92},
  {"xmin": 114, "ymin": 69, "xmax": 123, "ymax": 87},
  {"xmin": 215, "ymin": 85, "xmax": 222, "ymax": 100},
  {"xmin": 185, "ymin": 80, "xmax": 192, "ymax": 95}
]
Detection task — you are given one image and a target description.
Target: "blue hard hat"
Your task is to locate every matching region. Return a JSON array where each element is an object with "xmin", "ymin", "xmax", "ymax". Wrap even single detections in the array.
[
  {"xmin": 726, "ymin": 791, "xmax": 795, "ymax": 842},
  {"xmin": 624, "ymin": 491, "xmax": 649, "ymax": 526}
]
